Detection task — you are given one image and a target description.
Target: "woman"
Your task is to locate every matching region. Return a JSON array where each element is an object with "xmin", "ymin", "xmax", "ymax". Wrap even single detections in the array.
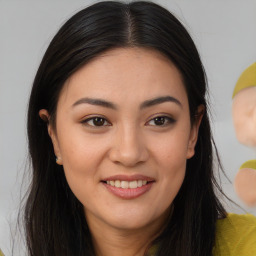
[{"xmin": 24, "ymin": 1, "xmax": 256, "ymax": 256}]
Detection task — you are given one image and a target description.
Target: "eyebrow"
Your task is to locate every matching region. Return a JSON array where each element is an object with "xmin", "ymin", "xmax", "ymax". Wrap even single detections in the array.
[
  {"xmin": 72, "ymin": 98, "xmax": 117, "ymax": 109},
  {"xmin": 140, "ymin": 96, "xmax": 182, "ymax": 109},
  {"xmin": 72, "ymin": 96, "xmax": 182, "ymax": 110}
]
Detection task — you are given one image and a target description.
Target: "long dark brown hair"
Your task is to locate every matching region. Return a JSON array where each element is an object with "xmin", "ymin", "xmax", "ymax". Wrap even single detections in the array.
[{"xmin": 25, "ymin": 1, "xmax": 227, "ymax": 255}]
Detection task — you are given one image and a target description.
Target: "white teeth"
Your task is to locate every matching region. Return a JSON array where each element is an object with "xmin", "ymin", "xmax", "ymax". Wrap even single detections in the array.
[
  {"xmin": 106, "ymin": 180, "xmax": 149, "ymax": 188},
  {"xmin": 115, "ymin": 180, "xmax": 121, "ymax": 188},
  {"xmin": 129, "ymin": 180, "xmax": 137, "ymax": 189},
  {"xmin": 137, "ymin": 180, "xmax": 142, "ymax": 187},
  {"xmin": 121, "ymin": 181, "xmax": 129, "ymax": 188}
]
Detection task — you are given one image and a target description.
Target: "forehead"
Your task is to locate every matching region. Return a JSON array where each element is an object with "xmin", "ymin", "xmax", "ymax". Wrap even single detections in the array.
[{"xmin": 58, "ymin": 47, "xmax": 188, "ymax": 108}]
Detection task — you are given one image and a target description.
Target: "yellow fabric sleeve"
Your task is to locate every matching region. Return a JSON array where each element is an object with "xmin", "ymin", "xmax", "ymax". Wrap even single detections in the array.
[
  {"xmin": 148, "ymin": 213, "xmax": 256, "ymax": 255},
  {"xmin": 213, "ymin": 213, "xmax": 256, "ymax": 255}
]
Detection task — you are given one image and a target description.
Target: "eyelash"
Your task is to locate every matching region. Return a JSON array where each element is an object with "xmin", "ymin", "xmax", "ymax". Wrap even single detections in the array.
[
  {"xmin": 81, "ymin": 115, "xmax": 175, "ymax": 127},
  {"xmin": 146, "ymin": 116, "xmax": 176, "ymax": 126},
  {"xmin": 81, "ymin": 116, "xmax": 111, "ymax": 127}
]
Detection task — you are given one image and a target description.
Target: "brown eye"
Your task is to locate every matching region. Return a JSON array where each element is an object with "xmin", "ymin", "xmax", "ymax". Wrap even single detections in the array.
[
  {"xmin": 153, "ymin": 117, "xmax": 166, "ymax": 125},
  {"xmin": 147, "ymin": 116, "xmax": 175, "ymax": 126},
  {"xmin": 82, "ymin": 117, "xmax": 110, "ymax": 127},
  {"xmin": 92, "ymin": 117, "xmax": 106, "ymax": 126}
]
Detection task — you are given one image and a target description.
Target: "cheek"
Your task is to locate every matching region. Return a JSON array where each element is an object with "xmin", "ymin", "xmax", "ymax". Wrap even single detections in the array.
[
  {"xmin": 60, "ymin": 141, "xmax": 97, "ymax": 203},
  {"xmin": 56, "ymin": 127, "xmax": 108, "ymax": 198},
  {"xmin": 61, "ymin": 140, "xmax": 101, "ymax": 165},
  {"xmin": 60, "ymin": 141, "xmax": 103, "ymax": 208},
  {"xmin": 151, "ymin": 127, "xmax": 190, "ymax": 166},
  {"xmin": 159, "ymin": 146, "xmax": 187, "ymax": 189},
  {"xmin": 150, "ymin": 129, "xmax": 189, "ymax": 191},
  {"xmin": 57, "ymin": 121, "xmax": 108, "ymax": 168}
]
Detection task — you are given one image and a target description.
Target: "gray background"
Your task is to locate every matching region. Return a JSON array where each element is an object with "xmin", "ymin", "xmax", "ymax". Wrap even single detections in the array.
[{"xmin": 1, "ymin": 0, "xmax": 256, "ymax": 255}]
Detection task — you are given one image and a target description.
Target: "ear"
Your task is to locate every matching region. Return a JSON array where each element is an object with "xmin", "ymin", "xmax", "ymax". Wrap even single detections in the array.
[
  {"xmin": 186, "ymin": 105, "xmax": 204, "ymax": 159},
  {"xmin": 39, "ymin": 109, "xmax": 63, "ymax": 165}
]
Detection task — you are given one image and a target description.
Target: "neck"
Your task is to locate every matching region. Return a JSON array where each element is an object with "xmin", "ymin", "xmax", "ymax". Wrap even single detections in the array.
[
  {"xmin": 92, "ymin": 228, "xmax": 152, "ymax": 256},
  {"xmin": 86, "ymin": 211, "xmax": 170, "ymax": 256}
]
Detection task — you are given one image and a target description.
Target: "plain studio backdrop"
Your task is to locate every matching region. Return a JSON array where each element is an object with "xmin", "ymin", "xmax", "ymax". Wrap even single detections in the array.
[{"xmin": 0, "ymin": 0, "xmax": 256, "ymax": 254}]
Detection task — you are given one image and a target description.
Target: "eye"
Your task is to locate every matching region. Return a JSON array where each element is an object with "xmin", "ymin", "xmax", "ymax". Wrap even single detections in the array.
[
  {"xmin": 81, "ymin": 116, "xmax": 111, "ymax": 127},
  {"xmin": 147, "ymin": 116, "xmax": 175, "ymax": 126}
]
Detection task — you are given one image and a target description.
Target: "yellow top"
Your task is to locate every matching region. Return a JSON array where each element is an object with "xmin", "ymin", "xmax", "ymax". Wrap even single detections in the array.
[
  {"xmin": 148, "ymin": 213, "xmax": 256, "ymax": 255},
  {"xmin": 232, "ymin": 63, "xmax": 256, "ymax": 98},
  {"xmin": 1, "ymin": 214, "xmax": 255, "ymax": 256},
  {"xmin": 213, "ymin": 213, "xmax": 256, "ymax": 255}
]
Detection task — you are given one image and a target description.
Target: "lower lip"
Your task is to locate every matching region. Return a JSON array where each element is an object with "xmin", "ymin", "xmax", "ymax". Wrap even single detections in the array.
[{"xmin": 102, "ymin": 182, "xmax": 154, "ymax": 199}]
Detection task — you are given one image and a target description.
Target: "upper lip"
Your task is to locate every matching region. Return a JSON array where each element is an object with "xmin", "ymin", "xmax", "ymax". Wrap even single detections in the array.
[{"xmin": 102, "ymin": 174, "xmax": 155, "ymax": 182}]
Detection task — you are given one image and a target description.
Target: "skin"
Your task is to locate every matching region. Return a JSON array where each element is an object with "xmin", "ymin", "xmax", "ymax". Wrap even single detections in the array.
[
  {"xmin": 40, "ymin": 47, "xmax": 203, "ymax": 256},
  {"xmin": 232, "ymin": 84, "xmax": 256, "ymax": 207},
  {"xmin": 232, "ymin": 86, "xmax": 256, "ymax": 147},
  {"xmin": 234, "ymin": 167, "xmax": 256, "ymax": 206}
]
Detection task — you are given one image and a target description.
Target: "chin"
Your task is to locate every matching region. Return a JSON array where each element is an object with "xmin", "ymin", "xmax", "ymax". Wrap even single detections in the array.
[
  {"xmin": 105, "ymin": 205, "xmax": 170, "ymax": 232},
  {"xmin": 110, "ymin": 219, "xmax": 155, "ymax": 232},
  {"xmin": 109, "ymin": 211, "xmax": 154, "ymax": 229}
]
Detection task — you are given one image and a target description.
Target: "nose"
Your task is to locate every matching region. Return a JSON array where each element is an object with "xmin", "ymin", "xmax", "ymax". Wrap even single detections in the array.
[{"xmin": 108, "ymin": 125, "xmax": 149, "ymax": 167}]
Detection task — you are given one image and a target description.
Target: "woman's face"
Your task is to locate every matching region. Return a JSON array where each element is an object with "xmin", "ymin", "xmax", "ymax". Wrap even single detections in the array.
[{"xmin": 43, "ymin": 48, "xmax": 201, "ymax": 232}]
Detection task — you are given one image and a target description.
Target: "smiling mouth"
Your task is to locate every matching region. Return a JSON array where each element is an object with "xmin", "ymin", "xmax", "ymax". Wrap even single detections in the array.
[
  {"xmin": 101, "ymin": 174, "xmax": 155, "ymax": 199},
  {"xmin": 102, "ymin": 180, "xmax": 152, "ymax": 189},
  {"xmin": 101, "ymin": 177, "xmax": 155, "ymax": 199}
]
